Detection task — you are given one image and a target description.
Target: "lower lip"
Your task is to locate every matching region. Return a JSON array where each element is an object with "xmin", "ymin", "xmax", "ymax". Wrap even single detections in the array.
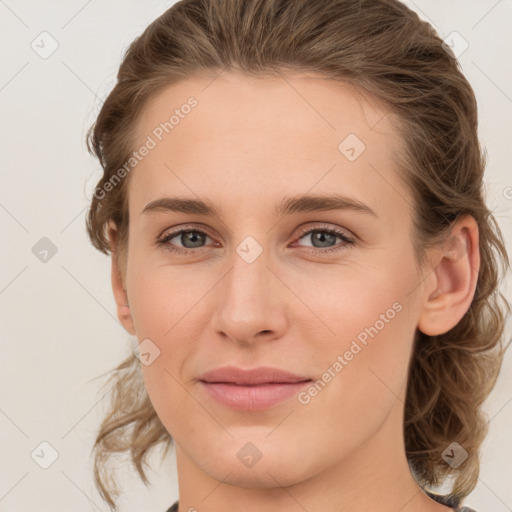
[{"xmin": 199, "ymin": 381, "xmax": 311, "ymax": 411}]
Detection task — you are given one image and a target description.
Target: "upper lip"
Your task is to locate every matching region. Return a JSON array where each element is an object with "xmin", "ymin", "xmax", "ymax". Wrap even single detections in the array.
[{"xmin": 199, "ymin": 366, "xmax": 311, "ymax": 385}]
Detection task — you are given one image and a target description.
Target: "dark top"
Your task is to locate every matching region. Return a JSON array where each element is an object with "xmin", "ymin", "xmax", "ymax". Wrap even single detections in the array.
[
  {"xmin": 165, "ymin": 490, "xmax": 478, "ymax": 511},
  {"xmin": 425, "ymin": 490, "xmax": 477, "ymax": 511}
]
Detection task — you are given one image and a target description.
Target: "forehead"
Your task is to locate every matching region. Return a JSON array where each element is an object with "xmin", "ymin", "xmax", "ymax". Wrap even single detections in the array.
[
  {"xmin": 136, "ymin": 71, "xmax": 399, "ymax": 147},
  {"xmin": 128, "ymin": 71, "xmax": 410, "ymax": 222}
]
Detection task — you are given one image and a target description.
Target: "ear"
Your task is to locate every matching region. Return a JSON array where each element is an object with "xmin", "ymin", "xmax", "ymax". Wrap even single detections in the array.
[
  {"xmin": 417, "ymin": 214, "xmax": 480, "ymax": 336},
  {"xmin": 107, "ymin": 221, "xmax": 136, "ymax": 335}
]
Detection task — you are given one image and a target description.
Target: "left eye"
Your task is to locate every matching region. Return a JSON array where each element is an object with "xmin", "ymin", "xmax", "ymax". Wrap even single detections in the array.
[
  {"xmin": 157, "ymin": 225, "xmax": 354, "ymax": 255},
  {"xmin": 294, "ymin": 227, "xmax": 354, "ymax": 252}
]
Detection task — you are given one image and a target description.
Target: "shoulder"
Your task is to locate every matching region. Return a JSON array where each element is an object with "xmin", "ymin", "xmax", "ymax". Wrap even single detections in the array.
[
  {"xmin": 164, "ymin": 501, "xmax": 179, "ymax": 512},
  {"xmin": 162, "ymin": 498, "xmax": 481, "ymax": 512}
]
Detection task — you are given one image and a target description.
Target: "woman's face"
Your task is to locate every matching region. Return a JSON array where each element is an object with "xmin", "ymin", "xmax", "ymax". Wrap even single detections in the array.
[{"xmin": 119, "ymin": 72, "xmax": 432, "ymax": 489}]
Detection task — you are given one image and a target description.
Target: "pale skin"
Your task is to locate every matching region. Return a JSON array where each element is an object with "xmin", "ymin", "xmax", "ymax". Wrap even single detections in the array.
[{"xmin": 107, "ymin": 71, "xmax": 480, "ymax": 512}]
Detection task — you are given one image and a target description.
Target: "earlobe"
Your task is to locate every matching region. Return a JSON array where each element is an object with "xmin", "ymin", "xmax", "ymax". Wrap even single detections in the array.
[
  {"xmin": 417, "ymin": 215, "xmax": 480, "ymax": 336},
  {"xmin": 107, "ymin": 221, "xmax": 136, "ymax": 336}
]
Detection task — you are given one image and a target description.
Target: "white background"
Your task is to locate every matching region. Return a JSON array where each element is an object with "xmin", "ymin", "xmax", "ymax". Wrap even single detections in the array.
[{"xmin": 0, "ymin": 1, "xmax": 511, "ymax": 511}]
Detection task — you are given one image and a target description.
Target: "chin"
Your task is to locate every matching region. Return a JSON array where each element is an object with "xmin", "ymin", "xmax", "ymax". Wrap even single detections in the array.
[
  {"xmin": 195, "ymin": 437, "xmax": 313, "ymax": 487},
  {"xmin": 203, "ymin": 455, "xmax": 305, "ymax": 489}
]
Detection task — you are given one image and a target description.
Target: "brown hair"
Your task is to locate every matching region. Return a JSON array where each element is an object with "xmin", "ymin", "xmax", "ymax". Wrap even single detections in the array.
[{"xmin": 85, "ymin": 0, "xmax": 511, "ymax": 509}]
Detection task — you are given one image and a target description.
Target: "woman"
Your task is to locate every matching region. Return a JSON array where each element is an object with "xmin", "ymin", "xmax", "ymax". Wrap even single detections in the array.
[{"xmin": 85, "ymin": 0, "xmax": 510, "ymax": 510}]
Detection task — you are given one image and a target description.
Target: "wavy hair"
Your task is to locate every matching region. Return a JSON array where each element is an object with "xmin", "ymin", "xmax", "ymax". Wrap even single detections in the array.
[{"xmin": 85, "ymin": 0, "xmax": 511, "ymax": 509}]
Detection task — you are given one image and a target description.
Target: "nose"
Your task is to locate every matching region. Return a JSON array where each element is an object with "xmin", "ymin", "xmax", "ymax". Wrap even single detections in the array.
[{"xmin": 210, "ymin": 245, "xmax": 289, "ymax": 347}]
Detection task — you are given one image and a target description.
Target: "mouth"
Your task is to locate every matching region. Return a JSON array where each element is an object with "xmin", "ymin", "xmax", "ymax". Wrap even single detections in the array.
[
  {"xmin": 198, "ymin": 366, "xmax": 312, "ymax": 411},
  {"xmin": 199, "ymin": 381, "xmax": 312, "ymax": 411}
]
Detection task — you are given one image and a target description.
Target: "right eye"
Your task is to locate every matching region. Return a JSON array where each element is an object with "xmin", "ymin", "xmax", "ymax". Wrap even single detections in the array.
[{"xmin": 158, "ymin": 227, "xmax": 215, "ymax": 255}]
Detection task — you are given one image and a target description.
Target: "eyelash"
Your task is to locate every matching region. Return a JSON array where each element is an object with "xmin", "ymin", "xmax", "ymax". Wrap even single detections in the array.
[{"xmin": 157, "ymin": 223, "xmax": 355, "ymax": 256}]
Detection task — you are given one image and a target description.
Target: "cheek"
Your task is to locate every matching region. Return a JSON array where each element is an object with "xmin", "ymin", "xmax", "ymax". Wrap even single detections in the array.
[
  {"xmin": 298, "ymin": 255, "xmax": 415, "ymax": 352},
  {"xmin": 131, "ymin": 285, "xmax": 200, "ymax": 438},
  {"xmin": 294, "ymin": 292, "xmax": 415, "ymax": 460},
  {"xmin": 307, "ymin": 268, "xmax": 415, "ymax": 426},
  {"xmin": 127, "ymin": 263, "xmax": 198, "ymax": 338},
  {"xmin": 301, "ymin": 254, "xmax": 418, "ymax": 405}
]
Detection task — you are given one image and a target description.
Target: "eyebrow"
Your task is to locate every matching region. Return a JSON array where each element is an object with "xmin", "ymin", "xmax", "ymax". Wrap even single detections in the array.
[{"xmin": 141, "ymin": 194, "xmax": 378, "ymax": 218}]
